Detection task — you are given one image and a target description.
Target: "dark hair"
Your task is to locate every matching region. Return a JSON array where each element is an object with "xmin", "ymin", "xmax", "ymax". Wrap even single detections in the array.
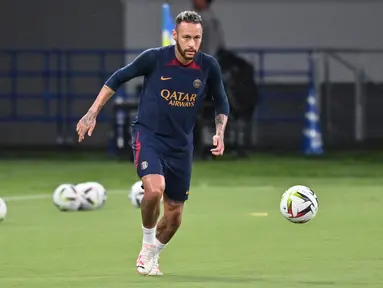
[{"xmin": 175, "ymin": 11, "xmax": 202, "ymax": 26}]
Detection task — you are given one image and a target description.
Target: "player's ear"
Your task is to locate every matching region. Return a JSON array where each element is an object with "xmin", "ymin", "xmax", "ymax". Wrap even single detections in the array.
[{"xmin": 172, "ymin": 29, "xmax": 177, "ymax": 41}]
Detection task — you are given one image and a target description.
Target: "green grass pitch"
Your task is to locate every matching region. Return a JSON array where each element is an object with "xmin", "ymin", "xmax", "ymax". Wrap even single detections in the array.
[{"xmin": 1, "ymin": 153, "xmax": 383, "ymax": 287}]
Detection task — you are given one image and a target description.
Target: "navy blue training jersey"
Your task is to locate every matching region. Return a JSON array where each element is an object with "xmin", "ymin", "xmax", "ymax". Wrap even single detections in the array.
[{"xmin": 105, "ymin": 45, "xmax": 229, "ymax": 151}]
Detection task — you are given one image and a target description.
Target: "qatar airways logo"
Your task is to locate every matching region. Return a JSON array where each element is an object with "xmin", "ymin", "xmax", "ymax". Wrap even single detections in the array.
[{"xmin": 160, "ymin": 89, "xmax": 197, "ymax": 108}]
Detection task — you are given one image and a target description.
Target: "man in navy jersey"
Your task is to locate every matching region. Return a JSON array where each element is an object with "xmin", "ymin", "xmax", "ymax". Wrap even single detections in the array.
[{"xmin": 76, "ymin": 11, "xmax": 229, "ymax": 276}]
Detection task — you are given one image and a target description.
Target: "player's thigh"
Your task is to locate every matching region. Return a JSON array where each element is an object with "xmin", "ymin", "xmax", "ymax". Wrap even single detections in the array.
[
  {"xmin": 131, "ymin": 128, "xmax": 164, "ymax": 181},
  {"xmin": 134, "ymin": 146, "xmax": 165, "ymax": 195},
  {"xmin": 164, "ymin": 153, "xmax": 193, "ymax": 202}
]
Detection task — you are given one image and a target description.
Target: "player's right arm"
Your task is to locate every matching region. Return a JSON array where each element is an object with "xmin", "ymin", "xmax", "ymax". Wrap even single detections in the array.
[{"xmin": 76, "ymin": 49, "xmax": 158, "ymax": 142}]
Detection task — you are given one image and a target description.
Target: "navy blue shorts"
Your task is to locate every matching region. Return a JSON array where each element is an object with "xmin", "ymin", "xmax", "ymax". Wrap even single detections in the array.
[{"xmin": 131, "ymin": 126, "xmax": 192, "ymax": 202}]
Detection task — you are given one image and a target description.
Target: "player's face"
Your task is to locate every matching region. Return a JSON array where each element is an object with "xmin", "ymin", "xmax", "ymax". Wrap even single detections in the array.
[{"xmin": 173, "ymin": 22, "xmax": 202, "ymax": 60}]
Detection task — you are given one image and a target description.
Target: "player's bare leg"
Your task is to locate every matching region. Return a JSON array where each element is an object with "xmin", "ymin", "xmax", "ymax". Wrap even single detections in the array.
[
  {"xmin": 141, "ymin": 174, "xmax": 164, "ymax": 228},
  {"xmin": 144, "ymin": 194, "xmax": 184, "ymax": 276},
  {"xmin": 156, "ymin": 194, "xmax": 184, "ymax": 244},
  {"xmin": 136, "ymin": 174, "xmax": 164, "ymax": 275}
]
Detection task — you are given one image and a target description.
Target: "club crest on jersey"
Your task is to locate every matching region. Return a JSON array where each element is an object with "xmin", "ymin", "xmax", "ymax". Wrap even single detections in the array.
[
  {"xmin": 193, "ymin": 79, "xmax": 202, "ymax": 88},
  {"xmin": 140, "ymin": 161, "xmax": 148, "ymax": 170}
]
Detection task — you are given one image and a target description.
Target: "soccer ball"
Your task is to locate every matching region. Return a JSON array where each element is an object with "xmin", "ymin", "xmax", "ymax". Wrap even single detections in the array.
[
  {"xmin": 280, "ymin": 185, "xmax": 318, "ymax": 224},
  {"xmin": 53, "ymin": 184, "xmax": 82, "ymax": 211},
  {"xmin": 129, "ymin": 180, "xmax": 145, "ymax": 208},
  {"xmin": 76, "ymin": 182, "xmax": 107, "ymax": 210},
  {"xmin": 0, "ymin": 197, "xmax": 7, "ymax": 221}
]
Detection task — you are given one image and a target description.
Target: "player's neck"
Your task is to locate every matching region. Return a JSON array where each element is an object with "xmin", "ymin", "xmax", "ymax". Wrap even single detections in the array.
[{"xmin": 175, "ymin": 49, "xmax": 193, "ymax": 66}]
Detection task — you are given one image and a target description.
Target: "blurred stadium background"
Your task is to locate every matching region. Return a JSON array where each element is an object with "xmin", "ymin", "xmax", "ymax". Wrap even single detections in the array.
[{"xmin": 1, "ymin": 0, "xmax": 383, "ymax": 287}]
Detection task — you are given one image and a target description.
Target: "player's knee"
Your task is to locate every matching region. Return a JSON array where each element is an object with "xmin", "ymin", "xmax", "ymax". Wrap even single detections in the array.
[
  {"xmin": 142, "ymin": 174, "xmax": 165, "ymax": 201},
  {"xmin": 145, "ymin": 187, "xmax": 163, "ymax": 201}
]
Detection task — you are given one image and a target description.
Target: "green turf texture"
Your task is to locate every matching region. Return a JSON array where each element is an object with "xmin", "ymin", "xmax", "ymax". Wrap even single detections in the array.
[{"xmin": 1, "ymin": 154, "xmax": 383, "ymax": 287}]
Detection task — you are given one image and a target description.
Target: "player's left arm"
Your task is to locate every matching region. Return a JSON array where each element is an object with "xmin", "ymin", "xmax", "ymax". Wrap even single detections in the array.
[{"xmin": 208, "ymin": 57, "xmax": 230, "ymax": 156}]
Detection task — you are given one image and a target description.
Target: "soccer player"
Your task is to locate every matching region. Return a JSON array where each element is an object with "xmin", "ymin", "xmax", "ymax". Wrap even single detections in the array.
[{"xmin": 76, "ymin": 11, "xmax": 229, "ymax": 276}]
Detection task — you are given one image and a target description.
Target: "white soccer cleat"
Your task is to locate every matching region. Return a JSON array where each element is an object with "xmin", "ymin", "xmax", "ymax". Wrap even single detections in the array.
[
  {"xmin": 136, "ymin": 244, "xmax": 157, "ymax": 275},
  {"xmin": 147, "ymin": 256, "xmax": 163, "ymax": 276}
]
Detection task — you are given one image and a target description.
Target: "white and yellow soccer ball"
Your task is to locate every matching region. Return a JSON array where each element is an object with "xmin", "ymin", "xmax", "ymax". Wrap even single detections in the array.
[
  {"xmin": 0, "ymin": 197, "xmax": 7, "ymax": 221},
  {"xmin": 280, "ymin": 185, "xmax": 318, "ymax": 224},
  {"xmin": 129, "ymin": 180, "xmax": 145, "ymax": 208},
  {"xmin": 76, "ymin": 182, "xmax": 107, "ymax": 210},
  {"xmin": 53, "ymin": 184, "xmax": 82, "ymax": 211}
]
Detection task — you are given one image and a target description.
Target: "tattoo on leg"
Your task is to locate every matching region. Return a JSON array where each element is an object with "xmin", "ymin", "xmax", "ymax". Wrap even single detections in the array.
[
  {"xmin": 155, "ymin": 200, "xmax": 183, "ymax": 244},
  {"xmin": 155, "ymin": 217, "xmax": 167, "ymax": 239},
  {"xmin": 156, "ymin": 217, "xmax": 181, "ymax": 244}
]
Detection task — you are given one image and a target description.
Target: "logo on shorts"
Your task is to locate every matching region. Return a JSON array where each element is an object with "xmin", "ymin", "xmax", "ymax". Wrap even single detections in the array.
[
  {"xmin": 140, "ymin": 161, "xmax": 148, "ymax": 170},
  {"xmin": 193, "ymin": 79, "xmax": 202, "ymax": 89}
]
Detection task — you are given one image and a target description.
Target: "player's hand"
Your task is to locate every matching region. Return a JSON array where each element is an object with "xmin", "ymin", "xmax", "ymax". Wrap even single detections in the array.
[
  {"xmin": 76, "ymin": 110, "xmax": 97, "ymax": 142},
  {"xmin": 211, "ymin": 134, "xmax": 225, "ymax": 156}
]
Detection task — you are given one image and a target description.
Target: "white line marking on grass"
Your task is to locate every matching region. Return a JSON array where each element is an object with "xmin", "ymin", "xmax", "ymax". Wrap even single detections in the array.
[
  {"xmin": 249, "ymin": 212, "xmax": 269, "ymax": 217},
  {"xmin": 2, "ymin": 185, "xmax": 276, "ymax": 202},
  {"xmin": 3, "ymin": 190, "xmax": 126, "ymax": 202},
  {"xmin": 196, "ymin": 183, "xmax": 275, "ymax": 190},
  {"xmin": 0, "ymin": 274, "xmax": 122, "ymax": 282},
  {"xmin": 3, "ymin": 194, "xmax": 51, "ymax": 201}
]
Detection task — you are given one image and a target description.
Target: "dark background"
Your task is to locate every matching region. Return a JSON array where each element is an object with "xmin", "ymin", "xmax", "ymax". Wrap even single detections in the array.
[{"xmin": 0, "ymin": 0, "xmax": 382, "ymax": 151}]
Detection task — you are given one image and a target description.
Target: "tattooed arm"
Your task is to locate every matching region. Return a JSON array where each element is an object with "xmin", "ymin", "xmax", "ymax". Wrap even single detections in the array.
[
  {"xmin": 215, "ymin": 113, "xmax": 228, "ymax": 138},
  {"xmin": 76, "ymin": 49, "xmax": 158, "ymax": 142},
  {"xmin": 76, "ymin": 86, "xmax": 114, "ymax": 142},
  {"xmin": 207, "ymin": 56, "xmax": 230, "ymax": 155}
]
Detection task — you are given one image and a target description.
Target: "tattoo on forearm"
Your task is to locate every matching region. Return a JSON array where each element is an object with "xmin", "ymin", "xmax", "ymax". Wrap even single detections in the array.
[
  {"xmin": 215, "ymin": 114, "xmax": 227, "ymax": 135},
  {"xmin": 215, "ymin": 115, "xmax": 223, "ymax": 126}
]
